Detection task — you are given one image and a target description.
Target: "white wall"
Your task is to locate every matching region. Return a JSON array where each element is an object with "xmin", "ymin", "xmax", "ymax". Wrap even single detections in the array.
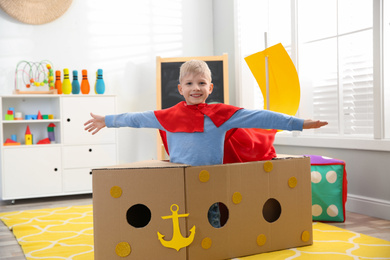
[
  {"xmin": 212, "ymin": 0, "xmax": 237, "ymax": 105},
  {"xmin": 0, "ymin": 0, "xmax": 214, "ymax": 164}
]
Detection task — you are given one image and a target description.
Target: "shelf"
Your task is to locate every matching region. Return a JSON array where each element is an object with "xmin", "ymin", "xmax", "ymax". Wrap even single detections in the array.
[
  {"xmin": 2, "ymin": 119, "xmax": 61, "ymax": 124},
  {"xmin": 2, "ymin": 143, "xmax": 61, "ymax": 149},
  {"xmin": 0, "ymin": 95, "xmax": 117, "ymax": 200}
]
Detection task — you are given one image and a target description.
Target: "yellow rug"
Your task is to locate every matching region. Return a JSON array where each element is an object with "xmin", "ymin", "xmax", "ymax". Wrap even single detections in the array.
[{"xmin": 0, "ymin": 205, "xmax": 389, "ymax": 260}]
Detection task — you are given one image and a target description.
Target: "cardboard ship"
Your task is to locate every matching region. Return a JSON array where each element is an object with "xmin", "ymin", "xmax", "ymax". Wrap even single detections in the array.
[{"xmin": 92, "ymin": 155, "xmax": 313, "ymax": 260}]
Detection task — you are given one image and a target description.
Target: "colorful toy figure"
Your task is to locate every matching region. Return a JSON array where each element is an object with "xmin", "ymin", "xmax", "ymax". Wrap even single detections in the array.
[
  {"xmin": 14, "ymin": 60, "xmax": 54, "ymax": 93},
  {"xmin": 5, "ymin": 109, "xmax": 14, "ymax": 120},
  {"xmin": 81, "ymin": 69, "xmax": 90, "ymax": 94},
  {"xmin": 95, "ymin": 69, "xmax": 105, "ymax": 94},
  {"xmin": 25, "ymin": 125, "xmax": 32, "ymax": 145},
  {"xmin": 62, "ymin": 68, "xmax": 72, "ymax": 94},
  {"xmin": 37, "ymin": 110, "xmax": 43, "ymax": 119},
  {"xmin": 48, "ymin": 123, "xmax": 56, "ymax": 142},
  {"xmin": 55, "ymin": 70, "xmax": 63, "ymax": 94},
  {"xmin": 4, "ymin": 138, "xmax": 21, "ymax": 146},
  {"xmin": 37, "ymin": 138, "xmax": 51, "ymax": 144},
  {"xmin": 72, "ymin": 70, "xmax": 80, "ymax": 94},
  {"xmin": 14, "ymin": 112, "xmax": 23, "ymax": 120}
]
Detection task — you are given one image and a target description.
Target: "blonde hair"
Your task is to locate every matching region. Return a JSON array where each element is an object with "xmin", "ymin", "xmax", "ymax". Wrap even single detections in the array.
[{"xmin": 179, "ymin": 60, "xmax": 212, "ymax": 83}]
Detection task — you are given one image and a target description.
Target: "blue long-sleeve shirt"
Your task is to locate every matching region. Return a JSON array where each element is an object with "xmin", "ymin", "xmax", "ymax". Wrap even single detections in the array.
[{"xmin": 105, "ymin": 108, "xmax": 303, "ymax": 166}]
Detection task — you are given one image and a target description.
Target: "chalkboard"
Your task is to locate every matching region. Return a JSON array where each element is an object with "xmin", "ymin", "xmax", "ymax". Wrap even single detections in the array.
[
  {"xmin": 156, "ymin": 54, "xmax": 229, "ymax": 110},
  {"xmin": 156, "ymin": 54, "xmax": 229, "ymax": 159}
]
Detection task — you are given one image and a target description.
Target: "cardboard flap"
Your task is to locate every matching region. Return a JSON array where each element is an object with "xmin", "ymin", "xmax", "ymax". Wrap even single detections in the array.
[{"xmin": 92, "ymin": 160, "xmax": 188, "ymax": 171}]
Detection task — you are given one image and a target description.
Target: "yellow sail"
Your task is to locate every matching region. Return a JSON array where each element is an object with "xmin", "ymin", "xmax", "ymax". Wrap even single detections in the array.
[{"xmin": 244, "ymin": 43, "xmax": 300, "ymax": 116}]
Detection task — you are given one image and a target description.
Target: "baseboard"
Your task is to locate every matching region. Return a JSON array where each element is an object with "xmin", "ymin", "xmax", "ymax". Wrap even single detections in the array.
[{"xmin": 346, "ymin": 194, "xmax": 390, "ymax": 220}]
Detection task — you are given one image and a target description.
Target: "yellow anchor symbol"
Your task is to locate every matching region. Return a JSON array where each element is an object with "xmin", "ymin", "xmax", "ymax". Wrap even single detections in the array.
[{"xmin": 157, "ymin": 204, "xmax": 196, "ymax": 251}]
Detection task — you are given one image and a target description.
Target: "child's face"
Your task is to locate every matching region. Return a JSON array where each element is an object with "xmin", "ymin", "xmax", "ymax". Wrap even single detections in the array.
[{"xmin": 178, "ymin": 73, "xmax": 213, "ymax": 105}]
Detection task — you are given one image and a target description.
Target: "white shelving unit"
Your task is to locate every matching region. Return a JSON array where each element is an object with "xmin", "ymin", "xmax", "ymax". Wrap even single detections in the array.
[{"xmin": 0, "ymin": 94, "xmax": 118, "ymax": 202}]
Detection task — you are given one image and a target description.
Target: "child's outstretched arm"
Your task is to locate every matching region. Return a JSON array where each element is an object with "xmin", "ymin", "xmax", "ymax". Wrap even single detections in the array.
[
  {"xmin": 303, "ymin": 119, "xmax": 328, "ymax": 129},
  {"xmin": 84, "ymin": 113, "xmax": 106, "ymax": 135}
]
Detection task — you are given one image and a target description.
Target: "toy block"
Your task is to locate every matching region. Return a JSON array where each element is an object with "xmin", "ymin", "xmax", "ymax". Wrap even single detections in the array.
[
  {"xmin": 4, "ymin": 138, "xmax": 21, "ymax": 146},
  {"xmin": 37, "ymin": 110, "xmax": 43, "ymax": 119},
  {"xmin": 37, "ymin": 138, "xmax": 51, "ymax": 144},
  {"xmin": 14, "ymin": 112, "xmax": 23, "ymax": 120},
  {"xmin": 25, "ymin": 125, "xmax": 33, "ymax": 145},
  {"xmin": 92, "ymin": 155, "xmax": 313, "ymax": 260},
  {"xmin": 47, "ymin": 123, "xmax": 56, "ymax": 142},
  {"xmin": 5, "ymin": 110, "xmax": 14, "ymax": 120}
]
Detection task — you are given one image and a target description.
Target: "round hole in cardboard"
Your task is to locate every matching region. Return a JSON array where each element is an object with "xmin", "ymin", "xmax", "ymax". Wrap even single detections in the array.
[
  {"xmin": 126, "ymin": 204, "xmax": 151, "ymax": 228},
  {"xmin": 262, "ymin": 198, "xmax": 281, "ymax": 223},
  {"xmin": 208, "ymin": 202, "xmax": 229, "ymax": 228}
]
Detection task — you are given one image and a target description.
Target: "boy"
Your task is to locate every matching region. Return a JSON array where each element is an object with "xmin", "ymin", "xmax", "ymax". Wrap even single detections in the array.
[
  {"xmin": 84, "ymin": 59, "xmax": 327, "ymax": 227},
  {"xmin": 84, "ymin": 60, "xmax": 327, "ymax": 166}
]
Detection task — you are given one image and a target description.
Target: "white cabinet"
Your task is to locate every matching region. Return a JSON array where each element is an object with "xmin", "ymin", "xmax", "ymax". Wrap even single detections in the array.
[
  {"xmin": 0, "ymin": 95, "xmax": 118, "ymax": 201},
  {"xmin": 62, "ymin": 97, "xmax": 116, "ymax": 145},
  {"xmin": 3, "ymin": 146, "xmax": 62, "ymax": 199}
]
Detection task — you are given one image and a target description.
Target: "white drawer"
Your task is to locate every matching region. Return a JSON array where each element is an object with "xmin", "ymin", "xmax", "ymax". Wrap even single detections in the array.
[
  {"xmin": 63, "ymin": 144, "xmax": 117, "ymax": 169},
  {"xmin": 63, "ymin": 168, "xmax": 93, "ymax": 193}
]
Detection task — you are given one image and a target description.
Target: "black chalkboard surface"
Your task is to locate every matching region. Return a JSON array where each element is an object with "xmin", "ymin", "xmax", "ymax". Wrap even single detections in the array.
[
  {"xmin": 156, "ymin": 54, "xmax": 229, "ymax": 159},
  {"xmin": 160, "ymin": 60, "xmax": 225, "ymax": 109},
  {"xmin": 156, "ymin": 54, "xmax": 229, "ymax": 110}
]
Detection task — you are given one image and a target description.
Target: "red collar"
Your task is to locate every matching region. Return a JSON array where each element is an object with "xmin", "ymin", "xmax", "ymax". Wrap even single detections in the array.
[{"xmin": 154, "ymin": 101, "xmax": 242, "ymax": 132}]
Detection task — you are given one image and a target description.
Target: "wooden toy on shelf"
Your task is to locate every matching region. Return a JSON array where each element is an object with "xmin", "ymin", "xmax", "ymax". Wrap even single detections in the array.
[
  {"xmin": 72, "ymin": 70, "xmax": 80, "ymax": 94},
  {"xmin": 4, "ymin": 138, "xmax": 21, "ymax": 146},
  {"xmin": 5, "ymin": 110, "xmax": 14, "ymax": 120},
  {"xmin": 14, "ymin": 112, "xmax": 23, "ymax": 120},
  {"xmin": 95, "ymin": 69, "xmax": 105, "ymax": 94},
  {"xmin": 81, "ymin": 69, "xmax": 90, "ymax": 94},
  {"xmin": 25, "ymin": 125, "xmax": 33, "ymax": 145},
  {"xmin": 37, "ymin": 138, "xmax": 51, "ymax": 145},
  {"xmin": 14, "ymin": 60, "xmax": 57, "ymax": 94},
  {"xmin": 37, "ymin": 110, "xmax": 43, "ymax": 119},
  {"xmin": 62, "ymin": 68, "xmax": 72, "ymax": 94},
  {"xmin": 55, "ymin": 70, "xmax": 63, "ymax": 94},
  {"xmin": 47, "ymin": 123, "xmax": 56, "ymax": 142}
]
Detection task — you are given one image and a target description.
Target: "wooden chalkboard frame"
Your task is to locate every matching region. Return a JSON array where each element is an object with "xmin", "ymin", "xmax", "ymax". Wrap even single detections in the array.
[{"xmin": 156, "ymin": 54, "xmax": 229, "ymax": 159}]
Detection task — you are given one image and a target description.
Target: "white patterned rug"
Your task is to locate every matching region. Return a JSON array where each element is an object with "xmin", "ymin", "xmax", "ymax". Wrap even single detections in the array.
[{"xmin": 1, "ymin": 205, "xmax": 389, "ymax": 259}]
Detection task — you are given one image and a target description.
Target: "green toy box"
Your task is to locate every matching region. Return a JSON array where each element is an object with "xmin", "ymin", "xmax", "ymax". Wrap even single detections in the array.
[{"xmin": 306, "ymin": 155, "xmax": 347, "ymax": 222}]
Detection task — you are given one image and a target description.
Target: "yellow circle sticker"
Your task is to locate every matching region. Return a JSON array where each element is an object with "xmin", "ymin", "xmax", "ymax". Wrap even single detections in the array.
[
  {"xmin": 257, "ymin": 234, "xmax": 267, "ymax": 246},
  {"xmin": 301, "ymin": 230, "xmax": 311, "ymax": 242},
  {"xmin": 288, "ymin": 176, "xmax": 298, "ymax": 188},
  {"xmin": 232, "ymin": 192, "xmax": 242, "ymax": 204},
  {"xmin": 201, "ymin": 237, "xmax": 212, "ymax": 249},
  {"xmin": 110, "ymin": 186, "xmax": 122, "ymax": 198},
  {"xmin": 199, "ymin": 170, "xmax": 210, "ymax": 183},
  {"xmin": 263, "ymin": 161, "xmax": 273, "ymax": 172},
  {"xmin": 115, "ymin": 242, "xmax": 131, "ymax": 257}
]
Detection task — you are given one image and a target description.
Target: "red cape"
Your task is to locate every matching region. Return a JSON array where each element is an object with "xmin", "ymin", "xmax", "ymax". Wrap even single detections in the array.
[{"xmin": 155, "ymin": 102, "xmax": 276, "ymax": 163}]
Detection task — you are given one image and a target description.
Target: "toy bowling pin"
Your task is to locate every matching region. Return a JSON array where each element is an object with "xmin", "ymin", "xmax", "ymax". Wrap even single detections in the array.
[
  {"xmin": 81, "ymin": 69, "xmax": 90, "ymax": 94},
  {"xmin": 25, "ymin": 125, "xmax": 32, "ymax": 145},
  {"xmin": 95, "ymin": 69, "xmax": 105, "ymax": 94},
  {"xmin": 47, "ymin": 123, "xmax": 56, "ymax": 143},
  {"xmin": 62, "ymin": 68, "xmax": 72, "ymax": 94},
  {"xmin": 55, "ymin": 70, "xmax": 63, "ymax": 94},
  {"xmin": 72, "ymin": 70, "xmax": 80, "ymax": 94}
]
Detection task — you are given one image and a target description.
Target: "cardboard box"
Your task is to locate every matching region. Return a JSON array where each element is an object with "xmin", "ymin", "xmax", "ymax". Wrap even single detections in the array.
[{"xmin": 92, "ymin": 155, "xmax": 313, "ymax": 260}]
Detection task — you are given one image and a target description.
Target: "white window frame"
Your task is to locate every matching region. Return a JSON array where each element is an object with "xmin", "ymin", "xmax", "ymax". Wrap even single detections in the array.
[{"xmin": 234, "ymin": 0, "xmax": 390, "ymax": 152}]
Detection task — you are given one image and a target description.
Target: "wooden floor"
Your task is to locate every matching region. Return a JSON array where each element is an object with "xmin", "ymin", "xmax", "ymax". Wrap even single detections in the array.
[{"xmin": 0, "ymin": 194, "xmax": 389, "ymax": 259}]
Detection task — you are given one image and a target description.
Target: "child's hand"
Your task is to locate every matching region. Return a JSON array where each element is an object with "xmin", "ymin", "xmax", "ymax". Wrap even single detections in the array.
[
  {"xmin": 303, "ymin": 119, "xmax": 328, "ymax": 129},
  {"xmin": 84, "ymin": 113, "xmax": 106, "ymax": 135}
]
